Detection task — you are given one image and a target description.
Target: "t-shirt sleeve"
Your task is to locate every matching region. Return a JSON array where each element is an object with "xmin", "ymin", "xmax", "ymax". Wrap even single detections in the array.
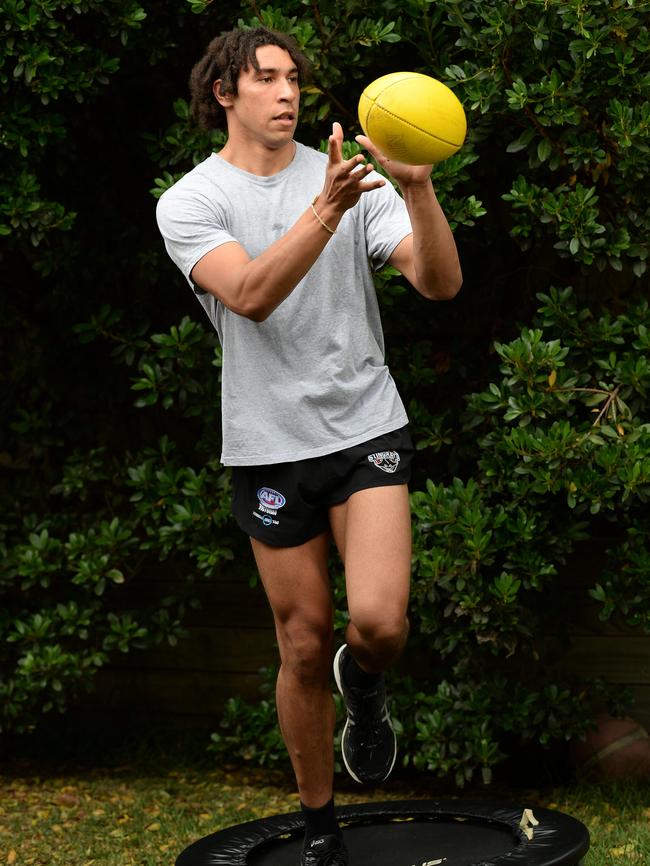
[
  {"xmin": 155, "ymin": 183, "xmax": 238, "ymax": 291},
  {"xmin": 361, "ymin": 173, "xmax": 413, "ymax": 270}
]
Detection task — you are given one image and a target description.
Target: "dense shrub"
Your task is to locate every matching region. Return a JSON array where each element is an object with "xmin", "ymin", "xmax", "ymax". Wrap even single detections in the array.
[
  {"xmin": 1, "ymin": 0, "xmax": 648, "ymax": 784},
  {"xmin": 210, "ymin": 288, "xmax": 649, "ymax": 785}
]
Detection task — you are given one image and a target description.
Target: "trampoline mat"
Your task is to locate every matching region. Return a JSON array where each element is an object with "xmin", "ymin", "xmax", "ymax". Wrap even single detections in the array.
[
  {"xmin": 176, "ymin": 799, "xmax": 591, "ymax": 866},
  {"xmin": 249, "ymin": 818, "xmax": 518, "ymax": 866}
]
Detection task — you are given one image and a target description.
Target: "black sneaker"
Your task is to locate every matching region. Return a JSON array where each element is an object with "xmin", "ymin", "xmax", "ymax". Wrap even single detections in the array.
[
  {"xmin": 299, "ymin": 834, "xmax": 348, "ymax": 866},
  {"xmin": 333, "ymin": 643, "xmax": 397, "ymax": 784}
]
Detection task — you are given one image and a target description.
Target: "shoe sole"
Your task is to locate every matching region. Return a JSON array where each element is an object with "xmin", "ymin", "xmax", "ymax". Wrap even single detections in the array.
[{"xmin": 333, "ymin": 644, "xmax": 397, "ymax": 785}]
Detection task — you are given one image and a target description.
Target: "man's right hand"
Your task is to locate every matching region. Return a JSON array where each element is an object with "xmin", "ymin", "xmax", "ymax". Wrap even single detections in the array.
[{"xmin": 313, "ymin": 122, "xmax": 386, "ymax": 219}]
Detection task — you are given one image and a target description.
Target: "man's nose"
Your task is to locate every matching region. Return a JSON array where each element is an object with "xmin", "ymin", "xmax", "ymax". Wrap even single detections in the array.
[{"xmin": 278, "ymin": 80, "xmax": 295, "ymax": 100}]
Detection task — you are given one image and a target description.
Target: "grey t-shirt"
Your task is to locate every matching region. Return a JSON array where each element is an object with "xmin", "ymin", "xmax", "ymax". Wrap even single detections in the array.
[{"xmin": 156, "ymin": 141, "xmax": 412, "ymax": 466}]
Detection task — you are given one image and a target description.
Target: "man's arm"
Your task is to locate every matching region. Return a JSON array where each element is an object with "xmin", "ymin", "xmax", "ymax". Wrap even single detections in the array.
[
  {"xmin": 191, "ymin": 124, "xmax": 383, "ymax": 323},
  {"xmin": 357, "ymin": 135, "xmax": 462, "ymax": 301}
]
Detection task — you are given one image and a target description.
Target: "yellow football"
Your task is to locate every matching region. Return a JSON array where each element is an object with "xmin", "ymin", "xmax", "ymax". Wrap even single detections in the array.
[{"xmin": 358, "ymin": 71, "xmax": 467, "ymax": 165}]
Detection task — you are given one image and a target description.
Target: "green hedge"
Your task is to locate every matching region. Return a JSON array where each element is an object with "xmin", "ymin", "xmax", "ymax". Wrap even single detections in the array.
[{"xmin": 1, "ymin": 0, "xmax": 648, "ymax": 783}]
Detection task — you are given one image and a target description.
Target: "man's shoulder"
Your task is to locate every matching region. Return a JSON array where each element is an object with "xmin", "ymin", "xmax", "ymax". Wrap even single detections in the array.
[
  {"xmin": 162, "ymin": 153, "xmax": 218, "ymax": 197},
  {"xmin": 295, "ymin": 141, "xmax": 327, "ymax": 167},
  {"xmin": 156, "ymin": 154, "xmax": 231, "ymax": 221}
]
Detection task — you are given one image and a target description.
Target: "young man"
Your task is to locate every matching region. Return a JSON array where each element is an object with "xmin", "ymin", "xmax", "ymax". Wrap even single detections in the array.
[{"xmin": 157, "ymin": 26, "xmax": 462, "ymax": 866}]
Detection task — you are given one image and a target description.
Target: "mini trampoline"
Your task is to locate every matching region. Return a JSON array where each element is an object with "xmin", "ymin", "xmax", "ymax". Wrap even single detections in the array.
[{"xmin": 176, "ymin": 799, "xmax": 590, "ymax": 865}]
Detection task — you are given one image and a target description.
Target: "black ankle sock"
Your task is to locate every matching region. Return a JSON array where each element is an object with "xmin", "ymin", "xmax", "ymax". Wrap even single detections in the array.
[
  {"xmin": 343, "ymin": 651, "xmax": 383, "ymax": 689},
  {"xmin": 301, "ymin": 797, "xmax": 341, "ymax": 842}
]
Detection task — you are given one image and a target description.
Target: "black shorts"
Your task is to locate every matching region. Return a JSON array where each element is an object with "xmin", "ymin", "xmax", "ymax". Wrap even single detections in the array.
[{"xmin": 231, "ymin": 425, "xmax": 413, "ymax": 548}]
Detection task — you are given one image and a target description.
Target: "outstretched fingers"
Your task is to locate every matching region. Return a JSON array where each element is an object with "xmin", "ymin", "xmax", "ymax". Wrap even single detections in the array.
[
  {"xmin": 353, "ymin": 166, "xmax": 386, "ymax": 193},
  {"xmin": 356, "ymin": 133, "xmax": 433, "ymax": 184},
  {"xmin": 328, "ymin": 121, "xmax": 344, "ymax": 164},
  {"xmin": 323, "ymin": 123, "xmax": 386, "ymax": 208},
  {"xmin": 329, "ymin": 123, "xmax": 374, "ymax": 177}
]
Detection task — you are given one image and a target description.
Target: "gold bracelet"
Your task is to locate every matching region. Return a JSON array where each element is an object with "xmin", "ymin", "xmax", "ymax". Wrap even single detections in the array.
[{"xmin": 311, "ymin": 195, "xmax": 336, "ymax": 235}]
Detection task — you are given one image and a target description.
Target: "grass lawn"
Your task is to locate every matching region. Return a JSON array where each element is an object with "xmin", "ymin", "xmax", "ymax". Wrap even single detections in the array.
[{"xmin": 1, "ymin": 752, "xmax": 649, "ymax": 866}]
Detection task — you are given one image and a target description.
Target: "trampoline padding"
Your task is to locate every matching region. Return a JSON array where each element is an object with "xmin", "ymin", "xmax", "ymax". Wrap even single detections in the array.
[{"xmin": 176, "ymin": 799, "xmax": 590, "ymax": 866}]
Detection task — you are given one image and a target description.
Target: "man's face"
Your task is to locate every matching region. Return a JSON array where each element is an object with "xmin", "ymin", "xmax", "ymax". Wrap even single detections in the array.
[{"xmin": 219, "ymin": 44, "xmax": 301, "ymax": 149}]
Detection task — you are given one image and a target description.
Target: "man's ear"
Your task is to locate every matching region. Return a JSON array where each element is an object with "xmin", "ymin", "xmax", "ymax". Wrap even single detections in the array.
[{"xmin": 213, "ymin": 80, "xmax": 233, "ymax": 108}]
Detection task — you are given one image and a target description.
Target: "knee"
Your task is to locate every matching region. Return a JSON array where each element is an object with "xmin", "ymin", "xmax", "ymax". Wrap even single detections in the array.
[
  {"xmin": 352, "ymin": 612, "xmax": 408, "ymax": 655},
  {"xmin": 277, "ymin": 617, "xmax": 333, "ymax": 684},
  {"xmin": 351, "ymin": 610, "xmax": 409, "ymax": 659}
]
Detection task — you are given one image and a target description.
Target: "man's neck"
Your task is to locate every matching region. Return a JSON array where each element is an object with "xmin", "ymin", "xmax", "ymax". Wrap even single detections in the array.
[{"xmin": 217, "ymin": 138, "xmax": 296, "ymax": 177}]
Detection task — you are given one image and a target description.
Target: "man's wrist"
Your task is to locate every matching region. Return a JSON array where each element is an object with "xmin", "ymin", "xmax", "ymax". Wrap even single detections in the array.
[
  {"xmin": 312, "ymin": 194, "xmax": 345, "ymax": 230},
  {"xmin": 398, "ymin": 177, "xmax": 435, "ymax": 196},
  {"xmin": 311, "ymin": 195, "xmax": 336, "ymax": 234}
]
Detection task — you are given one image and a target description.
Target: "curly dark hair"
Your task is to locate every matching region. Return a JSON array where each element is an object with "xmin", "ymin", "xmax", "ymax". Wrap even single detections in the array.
[{"xmin": 189, "ymin": 26, "xmax": 311, "ymax": 131}]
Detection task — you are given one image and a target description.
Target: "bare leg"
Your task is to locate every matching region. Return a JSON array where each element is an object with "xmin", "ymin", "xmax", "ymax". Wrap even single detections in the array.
[
  {"xmin": 329, "ymin": 485, "xmax": 411, "ymax": 673},
  {"xmin": 251, "ymin": 532, "xmax": 336, "ymax": 808}
]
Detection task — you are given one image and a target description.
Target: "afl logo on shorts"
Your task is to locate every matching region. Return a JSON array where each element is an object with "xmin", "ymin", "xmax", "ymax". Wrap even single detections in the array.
[
  {"xmin": 257, "ymin": 487, "xmax": 286, "ymax": 510},
  {"xmin": 367, "ymin": 450, "xmax": 400, "ymax": 474}
]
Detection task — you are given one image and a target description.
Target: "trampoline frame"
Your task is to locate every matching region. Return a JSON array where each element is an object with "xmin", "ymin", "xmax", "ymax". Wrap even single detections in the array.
[{"xmin": 175, "ymin": 798, "xmax": 590, "ymax": 866}]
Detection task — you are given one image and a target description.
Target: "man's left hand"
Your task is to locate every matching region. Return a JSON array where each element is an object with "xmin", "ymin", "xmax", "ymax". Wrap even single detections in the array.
[{"xmin": 356, "ymin": 134, "xmax": 433, "ymax": 187}]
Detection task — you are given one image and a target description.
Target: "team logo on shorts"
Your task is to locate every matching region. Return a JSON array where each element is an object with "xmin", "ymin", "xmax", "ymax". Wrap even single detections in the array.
[
  {"xmin": 256, "ymin": 487, "xmax": 286, "ymax": 514},
  {"xmin": 257, "ymin": 487, "xmax": 286, "ymax": 509},
  {"xmin": 367, "ymin": 450, "xmax": 401, "ymax": 474}
]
